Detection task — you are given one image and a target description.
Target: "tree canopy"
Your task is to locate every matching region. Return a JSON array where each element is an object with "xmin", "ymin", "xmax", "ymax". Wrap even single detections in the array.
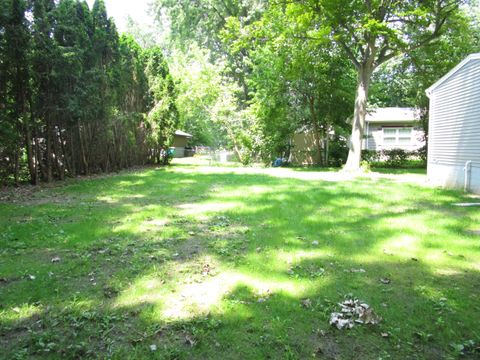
[
  {"xmin": 1, "ymin": 0, "xmax": 479, "ymax": 184},
  {"xmin": 0, "ymin": 0, "xmax": 178, "ymax": 185}
]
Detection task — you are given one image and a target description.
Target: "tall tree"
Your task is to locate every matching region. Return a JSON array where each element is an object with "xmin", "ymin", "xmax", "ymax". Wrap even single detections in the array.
[
  {"xmin": 302, "ymin": 0, "xmax": 464, "ymax": 170},
  {"xmin": 3, "ymin": 0, "xmax": 30, "ymax": 184},
  {"xmin": 0, "ymin": 0, "xmax": 181, "ymax": 185},
  {"xmin": 145, "ymin": 46, "xmax": 179, "ymax": 163},
  {"xmin": 31, "ymin": 0, "xmax": 57, "ymax": 182}
]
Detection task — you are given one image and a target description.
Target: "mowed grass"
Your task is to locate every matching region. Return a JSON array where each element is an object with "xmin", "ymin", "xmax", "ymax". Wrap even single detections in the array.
[{"xmin": 0, "ymin": 161, "xmax": 479, "ymax": 359}]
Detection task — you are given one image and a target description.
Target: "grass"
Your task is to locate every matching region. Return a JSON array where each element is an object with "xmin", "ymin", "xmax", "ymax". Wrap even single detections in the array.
[{"xmin": 0, "ymin": 161, "xmax": 479, "ymax": 359}]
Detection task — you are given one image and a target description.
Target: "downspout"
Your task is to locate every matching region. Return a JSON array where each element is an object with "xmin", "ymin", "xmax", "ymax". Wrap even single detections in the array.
[{"xmin": 464, "ymin": 161, "xmax": 472, "ymax": 192}]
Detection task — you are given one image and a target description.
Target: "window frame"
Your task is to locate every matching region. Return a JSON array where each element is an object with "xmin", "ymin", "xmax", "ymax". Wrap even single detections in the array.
[{"xmin": 382, "ymin": 127, "xmax": 413, "ymax": 147}]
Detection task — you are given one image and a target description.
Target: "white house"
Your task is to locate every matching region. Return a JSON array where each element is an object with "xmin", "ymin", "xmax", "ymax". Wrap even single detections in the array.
[
  {"xmin": 426, "ymin": 53, "xmax": 480, "ymax": 193},
  {"xmin": 362, "ymin": 107, "xmax": 425, "ymax": 152}
]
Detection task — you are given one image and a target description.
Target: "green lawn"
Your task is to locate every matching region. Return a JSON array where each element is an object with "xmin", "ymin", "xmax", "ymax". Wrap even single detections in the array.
[{"xmin": 1, "ymin": 161, "xmax": 479, "ymax": 359}]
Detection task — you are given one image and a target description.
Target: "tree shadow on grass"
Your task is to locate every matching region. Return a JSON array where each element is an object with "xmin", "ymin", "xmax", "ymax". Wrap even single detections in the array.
[{"xmin": 0, "ymin": 166, "xmax": 479, "ymax": 359}]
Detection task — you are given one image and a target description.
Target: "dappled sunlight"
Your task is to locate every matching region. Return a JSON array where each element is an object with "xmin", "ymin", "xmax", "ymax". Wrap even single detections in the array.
[
  {"xmin": 268, "ymin": 249, "xmax": 332, "ymax": 268},
  {"xmin": 2, "ymin": 162, "xmax": 479, "ymax": 358},
  {"xmin": 116, "ymin": 267, "xmax": 310, "ymax": 321},
  {"xmin": 1, "ymin": 303, "xmax": 42, "ymax": 323},
  {"xmin": 382, "ymin": 234, "xmax": 419, "ymax": 255},
  {"xmin": 177, "ymin": 201, "xmax": 244, "ymax": 217},
  {"xmin": 169, "ymin": 162, "xmax": 431, "ymax": 186},
  {"xmin": 96, "ymin": 193, "xmax": 146, "ymax": 204}
]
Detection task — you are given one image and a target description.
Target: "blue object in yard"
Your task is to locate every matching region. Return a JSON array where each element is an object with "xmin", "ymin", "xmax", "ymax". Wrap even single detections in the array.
[
  {"xmin": 273, "ymin": 158, "xmax": 283, "ymax": 167},
  {"xmin": 167, "ymin": 148, "xmax": 175, "ymax": 156}
]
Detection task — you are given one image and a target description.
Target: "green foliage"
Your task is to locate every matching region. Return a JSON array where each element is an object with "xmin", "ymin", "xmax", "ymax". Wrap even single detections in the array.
[
  {"xmin": 145, "ymin": 46, "xmax": 179, "ymax": 158},
  {"xmin": 362, "ymin": 148, "xmax": 427, "ymax": 168},
  {"xmin": 168, "ymin": 45, "xmax": 227, "ymax": 147},
  {"xmin": 381, "ymin": 148, "xmax": 410, "ymax": 167},
  {"xmin": 0, "ymin": 0, "xmax": 179, "ymax": 184},
  {"xmin": 369, "ymin": 7, "xmax": 480, "ymax": 142}
]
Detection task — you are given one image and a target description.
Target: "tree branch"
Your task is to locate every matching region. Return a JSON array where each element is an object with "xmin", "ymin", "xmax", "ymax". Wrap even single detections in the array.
[{"xmin": 338, "ymin": 40, "xmax": 360, "ymax": 69}]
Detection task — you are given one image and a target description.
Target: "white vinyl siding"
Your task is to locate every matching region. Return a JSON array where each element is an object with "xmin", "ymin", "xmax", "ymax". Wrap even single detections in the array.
[
  {"xmin": 428, "ymin": 58, "xmax": 480, "ymax": 167},
  {"xmin": 427, "ymin": 55, "xmax": 480, "ymax": 192}
]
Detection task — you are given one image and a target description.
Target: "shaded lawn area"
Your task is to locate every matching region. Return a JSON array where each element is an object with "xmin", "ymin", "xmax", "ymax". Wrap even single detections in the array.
[{"xmin": 0, "ymin": 163, "xmax": 479, "ymax": 359}]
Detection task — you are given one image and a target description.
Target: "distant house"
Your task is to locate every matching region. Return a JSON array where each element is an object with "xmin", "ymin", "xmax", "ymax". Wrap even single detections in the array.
[
  {"xmin": 362, "ymin": 107, "xmax": 425, "ymax": 152},
  {"xmin": 426, "ymin": 53, "xmax": 480, "ymax": 193},
  {"xmin": 172, "ymin": 130, "xmax": 193, "ymax": 158}
]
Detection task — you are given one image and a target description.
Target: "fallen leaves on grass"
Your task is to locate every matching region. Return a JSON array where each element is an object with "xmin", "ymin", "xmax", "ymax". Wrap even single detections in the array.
[
  {"xmin": 329, "ymin": 299, "xmax": 381, "ymax": 330},
  {"xmin": 185, "ymin": 334, "xmax": 196, "ymax": 347},
  {"xmin": 201, "ymin": 264, "xmax": 211, "ymax": 276},
  {"xmin": 345, "ymin": 268, "xmax": 366, "ymax": 273},
  {"xmin": 256, "ymin": 289, "xmax": 272, "ymax": 303},
  {"xmin": 301, "ymin": 298, "xmax": 312, "ymax": 308}
]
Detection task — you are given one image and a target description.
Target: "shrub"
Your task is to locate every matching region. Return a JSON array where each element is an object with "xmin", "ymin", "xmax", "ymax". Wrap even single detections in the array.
[
  {"xmin": 381, "ymin": 148, "xmax": 409, "ymax": 167},
  {"xmin": 328, "ymin": 136, "xmax": 349, "ymax": 167},
  {"xmin": 360, "ymin": 160, "xmax": 372, "ymax": 172},
  {"xmin": 414, "ymin": 145, "xmax": 427, "ymax": 163},
  {"xmin": 361, "ymin": 150, "xmax": 380, "ymax": 163},
  {"xmin": 361, "ymin": 147, "xmax": 427, "ymax": 169}
]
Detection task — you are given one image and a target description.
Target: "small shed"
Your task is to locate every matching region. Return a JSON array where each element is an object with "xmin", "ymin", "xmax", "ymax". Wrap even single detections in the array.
[
  {"xmin": 290, "ymin": 129, "xmax": 322, "ymax": 165},
  {"xmin": 172, "ymin": 130, "xmax": 193, "ymax": 158},
  {"xmin": 426, "ymin": 53, "xmax": 480, "ymax": 193},
  {"xmin": 362, "ymin": 107, "xmax": 425, "ymax": 152}
]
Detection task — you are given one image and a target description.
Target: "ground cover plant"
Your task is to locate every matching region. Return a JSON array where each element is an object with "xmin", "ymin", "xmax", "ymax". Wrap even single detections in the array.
[{"xmin": 0, "ymin": 161, "xmax": 479, "ymax": 359}]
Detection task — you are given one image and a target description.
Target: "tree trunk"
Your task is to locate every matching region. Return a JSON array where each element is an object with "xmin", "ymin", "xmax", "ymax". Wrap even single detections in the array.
[
  {"xmin": 46, "ymin": 120, "xmax": 53, "ymax": 182},
  {"xmin": 344, "ymin": 64, "xmax": 373, "ymax": 170},
  {"xmin": 13, "ymin": 145, "xmax": 20, "ymax": 186},
  {"xmin": 325, "ymin": 135, "xmax": 329, "ymax": 166},
  {"xmin": 25, "ymin": 124, "xmax": 37, "ymax": 185},
  {"xmin": 78, "ymin": 123, "xmax": 88, "ymax": 175},
  {"xmin": 309, "ymin": 97, "xmax": 323, "ymax": 166}
]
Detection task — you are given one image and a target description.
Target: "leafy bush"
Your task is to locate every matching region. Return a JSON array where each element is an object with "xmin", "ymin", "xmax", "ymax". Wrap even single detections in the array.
[
  {"xmin": 328, "ymin": 136, "xmax": 349, "ymax": 167},
  {"xmin": 361, "ymin": 147, "xmax": 427, "ymax": 168},
  {"xmin": 414, "ymin": 145, "xmax": 427, "ymax": 163},
  {"xmin": 361, "ymin": 150, "xmax": 380, "ymax": 163},
  {"xmin": 360, "ymin": 160, "xmax": 372, "ymax": 172},
  {"xmin": 381, "ymin": 148, "xmax": 409, "ymax": 167}
]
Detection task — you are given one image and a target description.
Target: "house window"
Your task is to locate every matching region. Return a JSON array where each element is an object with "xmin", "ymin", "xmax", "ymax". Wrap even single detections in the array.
[{"xmin": 382, "ymin": 127, "xmax": 412, "ymax": 146}]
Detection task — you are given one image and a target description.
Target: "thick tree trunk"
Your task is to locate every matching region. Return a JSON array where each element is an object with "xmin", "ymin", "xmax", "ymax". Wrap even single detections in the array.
[{"xmin": 344, "ymin": 65, "xmax": 373, "ymax": 171}]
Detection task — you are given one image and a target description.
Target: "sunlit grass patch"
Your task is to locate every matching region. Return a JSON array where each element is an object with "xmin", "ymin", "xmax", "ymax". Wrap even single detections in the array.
[{"xmin": 0, "ymin": 162, "xmax": 479, "ymax": 359}]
